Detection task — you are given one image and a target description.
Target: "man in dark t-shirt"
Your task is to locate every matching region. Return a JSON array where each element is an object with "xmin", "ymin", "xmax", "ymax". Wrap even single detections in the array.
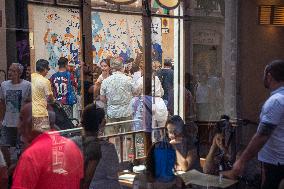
[
  {"xmin": 156, "ymin": 59, "xmax": 174, "ymax": 112},
  {"xmin": 50, "ymin": 57, "xmax": 77, "ymax": 118}
]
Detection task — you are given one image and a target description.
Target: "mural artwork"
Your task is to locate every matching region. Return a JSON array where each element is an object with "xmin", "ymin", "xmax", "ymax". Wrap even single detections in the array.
[
  {"xmin": 31, "ymin": 5, "xmax": 163, "ymax": 73},
  {"xmin": 32, "ymin": 6, "xmax": 80, "ymax": 74},
  {"xmin": 91, "ymin": 12, "xmax": 162, "ymax": 65}
]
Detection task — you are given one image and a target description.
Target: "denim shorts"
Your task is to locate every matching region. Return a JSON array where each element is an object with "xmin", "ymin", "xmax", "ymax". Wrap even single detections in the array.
[{"xmin": 0, "ymin": 126, "xmax": 18, "ymax": 147}]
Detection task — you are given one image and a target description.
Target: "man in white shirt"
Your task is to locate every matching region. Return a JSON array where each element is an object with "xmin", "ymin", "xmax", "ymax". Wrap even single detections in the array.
[
  {"xmin": 0, "ymin": 63, "xmax": 31, "ymax": 166},
  {"xmin": 100, "ymin": 57, "xmax": 134, "ymax": 135},
  {"xmin": 223, "ymin": 60, "xmax": 284, "ymax": 189}
]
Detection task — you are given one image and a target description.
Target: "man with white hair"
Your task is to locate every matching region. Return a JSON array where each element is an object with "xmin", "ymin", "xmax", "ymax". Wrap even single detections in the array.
[
  {"xmin": 100, "ymin": 57, "xmax": 134, "ymax": 135},
  {"xmin": 0, "ymin": 63, "xmax": 31, "ymax": 166}
]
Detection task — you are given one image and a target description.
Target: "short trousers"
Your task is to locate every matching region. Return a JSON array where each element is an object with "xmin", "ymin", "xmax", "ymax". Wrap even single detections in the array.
[
  {"xmin": 32, "ymin": 116, "xmax": 50, "ymax": 132},
  {"xmin": 105, "ymin": 116, "xmax": 132, "ymax": 136},
  {"xmin": 0, "ymin": 126, "xmax": 18, "ymax": 147}
]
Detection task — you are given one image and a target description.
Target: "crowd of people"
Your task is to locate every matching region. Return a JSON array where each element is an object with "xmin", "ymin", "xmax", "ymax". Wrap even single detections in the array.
[{"xmin": 0, "ymin": 58, "xmax": 283, "ymax": 189}]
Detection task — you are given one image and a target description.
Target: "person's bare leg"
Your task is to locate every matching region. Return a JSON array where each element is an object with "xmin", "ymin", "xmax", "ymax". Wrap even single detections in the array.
[{"xmin": 0, "ymin": 147, "xmax": 10, "ymax": 167}]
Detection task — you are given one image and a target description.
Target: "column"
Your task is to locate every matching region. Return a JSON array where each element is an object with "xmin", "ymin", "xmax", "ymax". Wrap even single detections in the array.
[{"xmin": 224, "ymin": 0, "xmax": 238, "ymax": 118}]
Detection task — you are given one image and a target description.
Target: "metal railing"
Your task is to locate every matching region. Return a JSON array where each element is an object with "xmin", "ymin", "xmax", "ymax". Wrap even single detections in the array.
[{"xmin": 50, "ymin": 119, "xmax": 164, "ymax": 162}]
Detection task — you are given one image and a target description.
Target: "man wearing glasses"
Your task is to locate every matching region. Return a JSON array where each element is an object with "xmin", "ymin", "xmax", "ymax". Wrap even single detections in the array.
[{"xmin": 31, "ymin": 59, "xmax": 54, "ymax": 131}]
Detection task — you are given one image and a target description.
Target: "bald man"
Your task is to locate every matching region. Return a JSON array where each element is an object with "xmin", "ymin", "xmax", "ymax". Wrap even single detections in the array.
[
  {"xmin": 12, "ymin": 102, "xmax": 83, "ymax": 189},
  {"xmin": 0, "ymin": 63, "xmax": 31, "ymax": 166}
]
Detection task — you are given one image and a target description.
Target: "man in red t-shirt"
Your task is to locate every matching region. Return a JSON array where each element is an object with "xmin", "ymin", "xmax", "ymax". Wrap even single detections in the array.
[{"xmin": 12, "ymin": 102, "xmax": 83, "ymax": 189}]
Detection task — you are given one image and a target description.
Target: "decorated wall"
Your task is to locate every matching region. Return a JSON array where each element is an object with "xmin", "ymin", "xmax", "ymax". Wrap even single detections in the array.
[
  {"xmin": 29, "ymin": 5, "xmax": 169, "ymax": 74},
  {"xmin": 29, "ymin": 5, "xmax": 81, "ymax": 74},
  {"xmin": 91, "ymin": 12, "xmax": 162, "ymax": 65}
]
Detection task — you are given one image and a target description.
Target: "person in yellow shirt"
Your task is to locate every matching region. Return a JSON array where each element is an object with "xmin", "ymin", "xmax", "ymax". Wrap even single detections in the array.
[{"xmin": 31, "ymin": 59, "xmax": 54, "ymax": 131}]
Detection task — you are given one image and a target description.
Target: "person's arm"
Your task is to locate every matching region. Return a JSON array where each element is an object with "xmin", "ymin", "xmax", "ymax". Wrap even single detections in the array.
[
  {"xmin": 71, "ymin": 73, "xmax": 78, "ymax": 89},
  {"xmin": 175, "ymin": 148, "xmax": 198, "ymax": 172},
  {"xmin": 45, "ymin": 80, "xmax": 54, "ymax": 103},
  {"xmin": 99, "ymin": 81, "xmax": 107, "ymax": 103},
  {"xmin": 223, "ymin": 98, "xmax": 283, "ymax": 179},
  {"xmin": 171, "ymin": 138, "xmax": 198, "ymax": 172},
  {"xmin": 82, "ymin": 160, "xmax": 99, "ymax": 189},
  {"xmin": 93, "ymin": 80, "xmax": 102, "ymax": 98},
  {"xmin": 81, "ymin": 140, "xmax": 101, "ymax": 189},
  {"xmin": 203, "ymin": 144, "xmax": 218, "ymax": 174},
  {"xmin": 0, "ymin": 86, "xmax": 5, "ymax": 126},
  {"xmin": 24, "ymin": 84, "xmax": 32, "ymax": 103},
  {"xmin": 0, "ymin": 100, "xmax": 5, "ymax": 127},
  {"xmin": 203, "ymin": 134, "xmax": 229, "ymax": 174},
  {"xmin": 155, "ymin": 76, "xmax": 164, "ymax": 97},
  {"xmin": 223, "ymin": 132, "xmax": 270, "ymax": 179},
  {"xmin": 100, "ymin": 95, "xmax": 107, "ymax": 103}
]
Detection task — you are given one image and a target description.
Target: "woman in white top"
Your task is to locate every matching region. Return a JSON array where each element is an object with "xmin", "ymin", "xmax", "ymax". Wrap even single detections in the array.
[
  {"xmin": 133, "ymin": 70, "xmax": 168, "ymax": 142},
  {"xmin": 93, "ymin": 58, "xmax": 111, "ymax": 108}
]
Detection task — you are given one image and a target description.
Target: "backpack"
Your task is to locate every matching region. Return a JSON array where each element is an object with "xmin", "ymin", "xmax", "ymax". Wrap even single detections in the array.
[
  {"xmin": 153, "ymin": 141, "xmax": 176, "ymax": 182},
  {"xmin": 66, "ymin": 72, "xmax": 77, "ymax": 105}
]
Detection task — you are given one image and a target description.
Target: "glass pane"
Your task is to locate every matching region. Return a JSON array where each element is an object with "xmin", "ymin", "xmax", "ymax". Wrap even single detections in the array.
[
  {"xmin": 187, "ymin": 1, "xmax": 238, "ymax": 160},
  {"xmin": 187, "ymin": 0, "xmax": 225, "ymax": 123},
  {"xmin": 91, "ymin": 11, "xmax": 145, "ymax": 161},
  {"xmin": 28, "ymin": 4, "xmax": 82, "ymax": 121},
  {"xmin": 151, "ymin": 17, "xmax": 174, "ymax": 142}
]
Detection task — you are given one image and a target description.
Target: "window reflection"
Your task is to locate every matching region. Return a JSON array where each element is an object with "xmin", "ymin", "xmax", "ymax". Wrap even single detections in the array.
[{"xmin": 0, "ymin": 0, "xmax": 247, "ymax": 188}]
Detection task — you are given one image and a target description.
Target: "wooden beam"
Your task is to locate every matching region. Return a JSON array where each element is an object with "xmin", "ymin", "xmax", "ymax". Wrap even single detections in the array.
[
  {"xmin": 142, "ymin": 0, "xmax": 152, "ymax": 151},
  {"xmin": 182, "ymin": 0, "xmax": 191, "ymax": 123},
  {"xmin": 80, "ymin": 0, "xmax": 93, "ymax": 107}
]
